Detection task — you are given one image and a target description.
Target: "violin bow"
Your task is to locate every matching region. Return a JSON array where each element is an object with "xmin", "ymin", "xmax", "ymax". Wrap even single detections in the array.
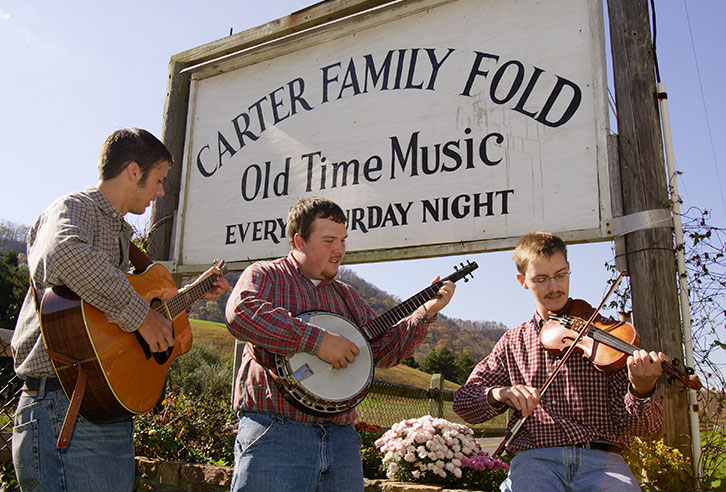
[{"xmin": 492, "ymin": 270, "xmax": 628, "ymax": 457}]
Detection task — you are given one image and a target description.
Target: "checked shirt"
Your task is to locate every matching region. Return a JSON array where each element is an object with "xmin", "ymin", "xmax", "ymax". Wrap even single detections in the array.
[
  {"xmin": 12, "ymin": 187, "xmax": 149, "ymax": 378},
  {"xmin": 225, "ymin": 252, "xmax": 435, "ymax": 425},
  {"xmin": 453, "ymin": 311, "xmax": 663, "ymax": 452}
]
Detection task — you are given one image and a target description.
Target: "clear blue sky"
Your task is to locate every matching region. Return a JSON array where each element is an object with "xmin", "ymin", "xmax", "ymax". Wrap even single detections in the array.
[{"xmin": 1, "ymin": 1, "xmax": 723, "ymax": 332}]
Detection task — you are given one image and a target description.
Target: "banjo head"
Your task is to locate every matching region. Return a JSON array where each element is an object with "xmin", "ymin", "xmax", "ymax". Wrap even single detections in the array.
[
  {"xmin": 273, "ymin": 311, "xmax": 375, "ymax": 415},
  {"xmin": 287, "ymin": 311, "xmax": 374, "ymax": 401}
]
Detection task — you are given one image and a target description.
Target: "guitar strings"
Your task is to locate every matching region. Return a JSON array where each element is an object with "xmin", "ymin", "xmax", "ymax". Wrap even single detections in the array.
[
  {"xmin": 366, "ymin": 284, "xmax": 441, "ymax": 338},
  {"xmin": 152, "ymin": 275, "xmax": 216, "ymax": 320}
]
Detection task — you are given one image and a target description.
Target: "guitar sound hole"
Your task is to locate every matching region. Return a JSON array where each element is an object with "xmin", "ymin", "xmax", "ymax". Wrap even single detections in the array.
[{"xmin": 139, "ymin": 298, "xmax": 175, "ymax": 365}]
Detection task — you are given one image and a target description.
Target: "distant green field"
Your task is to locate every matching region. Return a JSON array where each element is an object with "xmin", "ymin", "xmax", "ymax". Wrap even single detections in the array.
[{"xmin": 190, "ymin": 319, "xmax": 236, "ymax": 360}]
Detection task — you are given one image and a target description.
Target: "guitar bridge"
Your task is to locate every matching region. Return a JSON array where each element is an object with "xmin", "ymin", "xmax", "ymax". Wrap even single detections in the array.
[{"xmin": 292, "ymin": 363, "xmax": 314, "ymax": 383}]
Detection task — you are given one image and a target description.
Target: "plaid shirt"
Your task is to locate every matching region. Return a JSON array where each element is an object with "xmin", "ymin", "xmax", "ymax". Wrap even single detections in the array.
[
  {"xmin": 453, "ymin": 312, "xmax": 663, "ymax": 452},
  {"xmin": 12, "ymin": 187, "xmax": 150, "ymax": 378},
  {"xmin": 225, "ymin": 252, "xmax": 434, "ymax": 425}
]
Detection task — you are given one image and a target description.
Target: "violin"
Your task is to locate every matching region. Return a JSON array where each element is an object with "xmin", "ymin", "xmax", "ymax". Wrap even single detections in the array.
[{"xmin": 540, "ymin": 298, "xmax": 702, "ymax": 391}]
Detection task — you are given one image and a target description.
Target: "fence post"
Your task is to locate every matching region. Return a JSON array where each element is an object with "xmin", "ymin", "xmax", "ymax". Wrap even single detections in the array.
[{"xmin": 428, "ymin": 373, "xmax": 443, "ymax": 418}]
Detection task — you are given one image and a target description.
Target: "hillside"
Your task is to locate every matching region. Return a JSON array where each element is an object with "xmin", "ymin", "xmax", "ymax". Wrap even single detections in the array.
[{"xmin": 189, "ymin": 266, "xmax": 508, "ymax": 365}]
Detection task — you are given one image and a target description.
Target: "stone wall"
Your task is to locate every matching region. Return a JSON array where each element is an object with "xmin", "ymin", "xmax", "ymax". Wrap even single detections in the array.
[
  {"xmin": 134, "ymin": 457, "xmax": 233, "ymax": 491},
  {"xmin": 133, "ymin": 457, "xmax": 470, "ymax": 492}
]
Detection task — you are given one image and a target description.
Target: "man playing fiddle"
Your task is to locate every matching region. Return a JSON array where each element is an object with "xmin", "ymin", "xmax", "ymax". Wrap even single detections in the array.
[{"xmin": 453, "ymin": 232, "xmax": 667, "ymax": 491}]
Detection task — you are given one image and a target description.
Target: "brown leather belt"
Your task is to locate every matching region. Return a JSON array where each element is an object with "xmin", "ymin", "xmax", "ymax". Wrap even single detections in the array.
[
  {"xmin": 24, "ymin": 376, "xmax": 63, "ymax": 393},
  {"xmin": 571, "ymin": 441, "xmax": 623, "ymax": 454}
]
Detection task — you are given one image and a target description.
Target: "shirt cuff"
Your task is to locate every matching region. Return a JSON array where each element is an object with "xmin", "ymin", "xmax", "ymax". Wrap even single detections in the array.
[
  {"xmin": 118, "ymin": 295, "xmax": 150, "ymax": 332},
  {"xmin": 484, "ymin": 387, "xmax": 509, "ymax": 412},
  {"xmin": 300, "ymin": 322, "xmax": 325, "ymax": 355},
  {"xmin": 417, "ymin": 306, "xmax": 436, "ymax": 322},
  {"xmin": 626, "ymin": 386, "xmax": 657, "ymax": 408}
]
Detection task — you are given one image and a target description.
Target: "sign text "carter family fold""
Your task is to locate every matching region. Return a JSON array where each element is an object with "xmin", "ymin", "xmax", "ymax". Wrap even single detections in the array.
[{"xmin": 195, "ymin": 48, "xmax": 583, "ymax": 178}]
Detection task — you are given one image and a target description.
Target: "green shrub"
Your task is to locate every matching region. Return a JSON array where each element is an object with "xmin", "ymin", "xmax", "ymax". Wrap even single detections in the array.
[
  {"xmin": 355, "ymin": 421, "xmax": 386, "ymax": 479},
  {"xmin": 623, "ymin": 437, "xmax": 694, "ymax": 492},
  {"xmin": 1, "ymin": 461, "xmax": 18, "ymax": 490},
  {"xmin": 134, "ymin": 391, "xmax": 236, "ymax": 466},
  {"xmin": 167, "ymin": 342, "xmax": 233, "ymax": 397},
  {"xmin": 134, "ymin": 342, "xmax": 237, "ymax": 466}
]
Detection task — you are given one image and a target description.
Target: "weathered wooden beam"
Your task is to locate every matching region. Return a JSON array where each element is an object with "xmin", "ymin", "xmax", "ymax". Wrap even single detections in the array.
[{"xmin": 607, "ymin": 0, "xmax": 691, "ymax": 455}]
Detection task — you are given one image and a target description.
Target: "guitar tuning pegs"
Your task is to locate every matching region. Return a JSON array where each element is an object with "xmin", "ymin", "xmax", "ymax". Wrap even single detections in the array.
[{"xmin": 685, "ymin": 366, "xmax": 695, "ymax": 376}]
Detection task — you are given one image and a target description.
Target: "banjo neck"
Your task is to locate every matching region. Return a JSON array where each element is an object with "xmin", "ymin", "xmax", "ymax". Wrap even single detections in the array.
[{"xmin": 362, "ymin": 261, "xmax": 478, "ymax": 340}]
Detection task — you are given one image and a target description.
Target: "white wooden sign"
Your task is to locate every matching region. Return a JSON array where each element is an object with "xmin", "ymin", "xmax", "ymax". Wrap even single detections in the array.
[{"xmin": 174, "ymin": 0, "xmax": 610, "ymax": 268}]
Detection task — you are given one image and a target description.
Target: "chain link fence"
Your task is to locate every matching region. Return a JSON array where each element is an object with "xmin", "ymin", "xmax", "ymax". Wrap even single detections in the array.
[
  {"xmin": 356, "ymin": 376, "xmax": 505, "ymax": 435},
  {"xmin": 1, "ymin": 329, "xmax": 22, "ymax": 491}
]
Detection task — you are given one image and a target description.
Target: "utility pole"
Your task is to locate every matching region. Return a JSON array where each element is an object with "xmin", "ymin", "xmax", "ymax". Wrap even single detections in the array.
[{"xmin": 607, "ymin": 0, "xmax": 692, "ymax": 454}]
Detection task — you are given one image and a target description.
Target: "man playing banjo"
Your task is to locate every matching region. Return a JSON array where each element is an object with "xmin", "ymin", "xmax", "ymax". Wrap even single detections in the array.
[{"xmin": 225, "ymin": 196, "xmax": 456, "ymax": 492}]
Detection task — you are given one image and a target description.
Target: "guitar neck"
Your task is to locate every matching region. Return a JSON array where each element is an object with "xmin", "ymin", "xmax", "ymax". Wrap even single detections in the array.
[{"xmin": 159, "ymin": 274, "xmax": 217, "ymax": 319}]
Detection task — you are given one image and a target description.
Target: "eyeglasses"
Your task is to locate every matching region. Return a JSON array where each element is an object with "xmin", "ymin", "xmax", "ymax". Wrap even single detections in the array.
[{"xmin": 526, "ymin": 270, "xmax": 571, "ymax": 285}]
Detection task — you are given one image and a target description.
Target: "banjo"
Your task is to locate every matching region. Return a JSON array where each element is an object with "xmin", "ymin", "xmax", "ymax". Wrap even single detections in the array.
[{"xmin": 272, "ymin": 261, "xmax": 478, "ymax": 417}]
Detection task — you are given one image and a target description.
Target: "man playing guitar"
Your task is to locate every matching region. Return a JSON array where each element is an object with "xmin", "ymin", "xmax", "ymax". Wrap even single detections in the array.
[
  {"xmin": 225, "ymin": 196, "xmax": 456, "ymax": 492},
  {"xmin": 11, "ymin": 128, "xmax": 229, "ymax": 492}
]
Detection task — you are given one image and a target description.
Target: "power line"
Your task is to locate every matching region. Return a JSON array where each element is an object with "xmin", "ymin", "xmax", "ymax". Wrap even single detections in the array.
[{"xmin": 682, "ymin": 0, "xmax": 726, "ymax": 219}]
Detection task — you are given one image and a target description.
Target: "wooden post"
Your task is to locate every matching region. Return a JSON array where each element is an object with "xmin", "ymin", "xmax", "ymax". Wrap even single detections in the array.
[
  {"xmin": 607, "ymin": 0, "xmax": 691, "ymax": 454},
  {"xmin": 148, "ymin": 59, "xmax": 191, "ymax": 262},
  {"xmin": 429, "ymin": 373, "xmax": 443, "ymax": 418}
]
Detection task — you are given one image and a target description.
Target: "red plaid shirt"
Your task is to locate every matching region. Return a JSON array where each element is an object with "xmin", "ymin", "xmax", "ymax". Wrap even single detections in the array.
[
  {"xmin": 225, "ymin": 253, "xmax": 433, "ymax": 424},
  {"xmin": 453, "ymin": 311, "xmax": 663, "ymax": 452}
]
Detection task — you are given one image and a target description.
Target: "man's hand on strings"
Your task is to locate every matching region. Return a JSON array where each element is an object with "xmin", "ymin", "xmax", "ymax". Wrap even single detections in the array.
[
  {"xmin": 317, "ymin": 331, "xmax": 360, "ymax": 369},
  {"xmin": 423, "ymin": 277, "xmax": 456, "ymax": 318},
  {"xmin": 137, "ymin": 308, "xmax": 174, "ymax": 353},
  {"xmin": 200, "ymin": 267, "xmax": 231, "ymax": 299}
]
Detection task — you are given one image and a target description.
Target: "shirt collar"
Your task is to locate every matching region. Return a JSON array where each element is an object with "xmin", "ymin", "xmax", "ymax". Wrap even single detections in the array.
[
  {"xmin": 84, "ymin": 186, "xmax": 133, "ymax": 233},
  {"xmin": 532, "ymin": 311, "xmax": 546, "ymax": 332},
  {"xmin": 286, "ymin": 251, "xmax": 335, "ymax": 287}
]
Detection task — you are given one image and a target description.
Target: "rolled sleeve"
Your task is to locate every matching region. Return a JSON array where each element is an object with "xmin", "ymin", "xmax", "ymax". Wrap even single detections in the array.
[{"xmin": 114, "ymin": 293, "xmax": 150, "ymax": 332}]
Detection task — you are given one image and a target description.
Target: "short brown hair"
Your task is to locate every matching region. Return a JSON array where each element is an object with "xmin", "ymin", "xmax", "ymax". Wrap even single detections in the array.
[
  {"xmin": 512, "ymin": 232, "xmax": 568, "ymax": 274},
  {"xmin": 286, "ymin": 197, "xmax": 346, "ymax": 249},
  {"xmin": 98, "ymin": 128, "xmax": 172, "ymax": 184}
]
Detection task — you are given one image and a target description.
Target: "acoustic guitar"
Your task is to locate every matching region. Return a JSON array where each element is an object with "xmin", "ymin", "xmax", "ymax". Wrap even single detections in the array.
[{"xmin": 39, "ymin": 260, "xmax": 226, "ymax": 423}]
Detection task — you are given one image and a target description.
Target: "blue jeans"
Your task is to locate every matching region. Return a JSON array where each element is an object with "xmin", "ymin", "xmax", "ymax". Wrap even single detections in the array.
[
  {"xmin": 12, "ymin": 378, "xmax": 135, "ymax": 492},
  {"xmin": 500, "ymin": 446, "xmax": 640, "ymax": 492},
  {"xmin": 231, "ymin": 412, "xmax": 364, "ymax": 492}
]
